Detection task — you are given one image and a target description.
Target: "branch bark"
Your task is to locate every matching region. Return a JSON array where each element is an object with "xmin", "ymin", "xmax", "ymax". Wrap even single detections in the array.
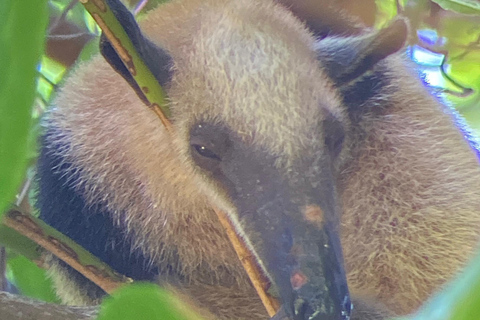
[{"xmin": 0, "ymin": 291, "xmax": 98, "ymax": 320}]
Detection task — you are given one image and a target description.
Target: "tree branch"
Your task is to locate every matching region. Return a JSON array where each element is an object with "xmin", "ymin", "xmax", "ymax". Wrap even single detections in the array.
[{"xmin": 0, "ymin": 291, "xmax": 98, "ymax": 320}]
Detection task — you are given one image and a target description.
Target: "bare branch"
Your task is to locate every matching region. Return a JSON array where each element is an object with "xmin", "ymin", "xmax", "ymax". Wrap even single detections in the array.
[
  {"xmin": 0, "ymin": 291, "xmax": 98, "ymax": 320},
  {"xmin": 1, "ymin": 208, "xmax": 131, "ymax": 294}
]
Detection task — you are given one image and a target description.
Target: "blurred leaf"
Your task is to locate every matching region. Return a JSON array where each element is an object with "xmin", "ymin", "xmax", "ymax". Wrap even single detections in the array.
[
  {"xmin": 375, "ymin": 0, "xmax": 398, "ymax": 27},
  {"xmin": 431, "ymin": 0, "xmax": 480, "ymax": 15},
  {"xmin": 459, "ymin": 103, "xmax": 480, "ymax": 135},
  {"xmin": 0, "ymin": 224, "xmax": 41, "ymax": 261},
  {"xmin": 0, "ymin": 0, "xmax": 48, "ymax": 214},
  {"xmin": 6, "ymin": 255, "xmax": 59, "ymax": 303},
  {"xmin": 97, "ymin": 283, "xmax": 205, "ymax": 320},
  {"xmin": 49, "ymin": 0, "xmax": 95, "ymax": 32},
  {"xmin": 446, "ymin": 59, "xmax": 480, "ymax": 107},
  {"xmin": 437, "ymin": 15, "xmax": 480, "ymax": 54},
  {"xmin": 77, "ymin": 37, "xmax": 100, "ymax": 62}
]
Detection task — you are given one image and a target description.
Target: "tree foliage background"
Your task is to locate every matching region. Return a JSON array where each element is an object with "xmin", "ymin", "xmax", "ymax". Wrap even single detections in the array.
[{"xmin": 1, "ymin": 0, "xmax": 480, "ymax": 319}]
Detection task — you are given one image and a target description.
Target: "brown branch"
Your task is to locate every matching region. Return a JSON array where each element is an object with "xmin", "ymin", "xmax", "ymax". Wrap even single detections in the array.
[
  {"xmin": 2, "ymin": 208, "xmax": 131, "ymax": 294},
  {"xmin": 0, "ymin": 291, "xmax": 97, "ymax": 320},
  {"xmin": 213, "ymin": 208, "xmax": 280, "ymax": 317}
]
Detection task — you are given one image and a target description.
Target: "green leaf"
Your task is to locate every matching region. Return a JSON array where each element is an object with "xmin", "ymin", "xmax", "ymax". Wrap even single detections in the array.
[
  {"xmin": 1, "ymin": 207, "xmax": 129, "ymax": 287},
  {"xmin": 431, "ymin": 0, "xmax": 480, "ymax": 15},
  {"xmin": 374, "ymin": 0, "xmax": 398, "ymax": 28},
  {"xmin": 0, "ymin": 224, "xmax": 41, "ymax": 261},
  {"xmin": 459, "ymin": 102, "xmax": 480, "ymax": 136},
  {"xmin": 78, "ymin": 37, "xmax": 100, "ymax": 62},
  {"xmin": 6, "ymin": 254, "xmax": 60, "ymax": 303},
  {"xmin": 0, "ymin": 0, "xmax": 48, "ymax": 214},
  {"xmin": 97, "ymin": 283, "xmax": 205, "ymax": 320}
]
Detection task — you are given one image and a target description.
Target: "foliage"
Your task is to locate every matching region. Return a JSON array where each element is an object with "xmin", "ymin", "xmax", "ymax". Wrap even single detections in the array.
[
  {"xmin": 97, "ymin": 283, "xmax": 205, "ymax": 320},
  {"xmin": 0, "ymin": 0, "xmax": 48, "ymax": 214},
  {"xmin": 376, "ymin": 0, "xmax": 480, "ymax": 136},
  {"xmin": 6, "ymin": 255, "xmax": 59, "ymax": 303},
  {"xmin": 431, "ymin": 0, "xmax": 480, "ymax": 15}
]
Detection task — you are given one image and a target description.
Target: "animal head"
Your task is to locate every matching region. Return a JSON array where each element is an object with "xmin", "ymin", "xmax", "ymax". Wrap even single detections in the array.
[{"xmin": 99, "ymin": 0, "xmax": 408, "ymax": 318}]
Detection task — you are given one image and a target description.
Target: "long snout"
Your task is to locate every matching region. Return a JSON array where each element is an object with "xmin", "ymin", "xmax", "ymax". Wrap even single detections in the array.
[
  {"xmin": 217, "ymin": 144, "xmax": 352, "ymax": 319},
  {"xmin": 253, "ymin": 197, "xmax": 351, "ymax": 320}
]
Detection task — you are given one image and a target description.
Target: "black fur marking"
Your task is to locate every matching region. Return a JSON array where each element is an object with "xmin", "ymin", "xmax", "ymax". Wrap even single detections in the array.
[
  {"xmin": 318, "ymin": 41, "xmax": 392, "ymax": 122},
  {"xmin": 340, "ymin": 66, "xmax": 392, "ymax": 122},
  {"xmin": 36, "ymin": 129, "xmax": 159, "ymax": 300},
  {"xmin": 100, "ymin": 0, "xmax": 173, "ymax": 104},
  {"xmin": 316, "ymin": 20, "xmax": 407, "ymax": 123},
  {"xmin": 316, "ymin": 19, "xmax": 406, "ymax": 85}
]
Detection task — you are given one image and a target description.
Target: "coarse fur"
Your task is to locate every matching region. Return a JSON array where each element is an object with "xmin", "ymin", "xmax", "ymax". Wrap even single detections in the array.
[{"xmin": 37, "ymin": 0, "xmax": 480, "ymax": 319}]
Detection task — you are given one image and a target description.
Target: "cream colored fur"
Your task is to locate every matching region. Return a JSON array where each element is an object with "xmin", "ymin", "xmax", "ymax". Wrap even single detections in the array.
[{"xmin": 43, "ymin": 0, "xmax": 480, "ymax": 318}]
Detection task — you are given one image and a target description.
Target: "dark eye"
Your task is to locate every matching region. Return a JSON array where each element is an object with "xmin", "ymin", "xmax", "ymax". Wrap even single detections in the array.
[
  {"xmin": 192, "ymin": 144, "xmax": 221, "ymax": 161},
  {"xmin": 189, "ymin": 122, "xmax": 231, "ymax": 173}
]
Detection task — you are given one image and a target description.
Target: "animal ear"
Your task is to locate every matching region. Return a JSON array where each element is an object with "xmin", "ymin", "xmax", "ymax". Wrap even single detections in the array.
[
  {"xmin": 100, "ymin": 0, "xmax": 173, "ymax": 104},
  {"xmin": 316, "ymin": 18, "xmax": 408, "ymax": 85}
]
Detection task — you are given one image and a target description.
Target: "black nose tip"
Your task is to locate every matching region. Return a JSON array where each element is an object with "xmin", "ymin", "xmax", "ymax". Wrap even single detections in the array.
[
  {"xmin": 294, "ymin": 297, "xmax": 327, "ymax": 320},
  {"xmin": 292, "ymin": 295, "xmax": 352, "ymax": 320},
  {"xmin": 294, "ymin": 298, "xmax": 316, "ymax": 320}
]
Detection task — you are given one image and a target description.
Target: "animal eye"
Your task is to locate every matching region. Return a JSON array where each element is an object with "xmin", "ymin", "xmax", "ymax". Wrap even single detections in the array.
[{"xmin": 192, "ymin": 144, "xmax": 221, "ymax": 161}]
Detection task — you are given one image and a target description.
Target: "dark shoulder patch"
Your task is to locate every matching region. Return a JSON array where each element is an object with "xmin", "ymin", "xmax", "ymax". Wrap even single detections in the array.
[{"xmin": 36, "ymin": 128, "xmax": 159, "ymax": 300}]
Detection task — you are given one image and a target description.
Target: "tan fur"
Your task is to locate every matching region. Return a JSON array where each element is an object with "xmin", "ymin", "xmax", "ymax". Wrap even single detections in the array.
[
  {"xmin": 341, "ymin": 60, "xmax": 480, "ymax": 314},
  {"xmin": 44, "ymin": 0, "xmax": 480, "ymax": 318},
  {"xmin": 44, "ymin": 256, "xmax": 94, "ymax": 306}
]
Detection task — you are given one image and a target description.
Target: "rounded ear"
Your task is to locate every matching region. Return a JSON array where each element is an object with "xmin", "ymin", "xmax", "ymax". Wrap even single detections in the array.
[
  {"xmin": 100, "ymin": 0, "xmax": 173, "ymax": 104},
  {"xmin": 316, "ymin": 18, "xmax": 409, "ymax": 85}
]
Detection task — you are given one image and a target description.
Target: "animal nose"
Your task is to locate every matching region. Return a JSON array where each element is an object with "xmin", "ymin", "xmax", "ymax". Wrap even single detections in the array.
[
  {"xmin": 292, "ymin": 295, "xmax": 352, "ymax": 320},
  {"xmin": 258, "ymin": 201, "xmax": 351, "ymax": 320}
]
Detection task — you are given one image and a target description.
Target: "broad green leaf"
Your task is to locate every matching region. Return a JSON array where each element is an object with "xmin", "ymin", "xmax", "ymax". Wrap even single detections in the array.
[
  {"xmin": 438, "ymin": 15, "xmax": 480, "ymax": 53},
  {"xmin": 431, "ymin": 0, "xmax": 480, "ymax": 15},
  {"xmin": 97, "ymin": 283, "xmax": 205, "ymax": 320},
  {"xmin": 0, "ymin": 0, "xmax": 48, "ymax": 214},
  {"xmin": 459, "ymin": 104, "xmax": 480, "ymax": 135},
  {"xmin": 6, "ymin": 254, "xmax": 59, "ymax": 303},
  {"xmin": 0, "ymin": 224, "xmax": 41, "ymax": 261}
]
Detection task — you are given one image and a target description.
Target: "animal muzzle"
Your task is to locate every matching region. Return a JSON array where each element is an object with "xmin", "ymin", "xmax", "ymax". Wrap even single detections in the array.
[{"xmin": 245, "ymin": 196, "xmax": 352, "ymax": 320}]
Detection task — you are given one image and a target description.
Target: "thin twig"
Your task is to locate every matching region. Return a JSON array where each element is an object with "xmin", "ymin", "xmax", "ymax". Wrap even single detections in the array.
[
  {"xmin": 47, "ymin": 32, "xmax": 92, "ymax": 41},
  {"xmin": 213, "ymin": 208, "xmax": 280, "ymax": 317},
  {"xmin": 134, "ymin": 0, "xmax": 149, "ymax": 15}
]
